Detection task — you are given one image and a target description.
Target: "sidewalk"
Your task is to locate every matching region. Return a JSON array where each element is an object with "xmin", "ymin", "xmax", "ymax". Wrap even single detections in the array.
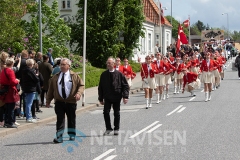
[{"xmin": 0, "ymin": 72, "xmax": 143, "ymax": 137}]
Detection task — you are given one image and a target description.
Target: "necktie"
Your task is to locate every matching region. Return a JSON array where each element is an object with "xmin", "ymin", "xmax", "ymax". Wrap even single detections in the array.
[{"xmin": 61, "ymin": 73, "xmax": 66, "ymax": 99}]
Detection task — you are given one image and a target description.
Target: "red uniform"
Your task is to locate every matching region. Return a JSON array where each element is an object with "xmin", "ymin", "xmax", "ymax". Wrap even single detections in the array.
[
  {"xmin": 200, "ymin": 59, "xmax": 219, "ymax": 72},
  {"xmin": 173, "ymin": 62, "xmax": 185, "ymax": 74},
  {"xmin": 123, "ymin": 65, "xmax": 136, "ymax": 79},
  {"xmin": 183, "ymin": 72, "xmax": 198, "ymax": 88},
  {"xmin": 153, "ymin": 60, "xmax": 167, "ymax": 74},
  {"xmin": 164, "ymin": 62, "xmax": 176, "ymax": 75},
  {"xmin": 114, "ymin": 65, "xmax": 123, "ymax": 73},
  {"xmin": 190, "ymin": 59, "xmax": 200, "ymax": 67},
  {"xmin": 140, "ymin": 63, "xmax": 157, "ymax": 80}
]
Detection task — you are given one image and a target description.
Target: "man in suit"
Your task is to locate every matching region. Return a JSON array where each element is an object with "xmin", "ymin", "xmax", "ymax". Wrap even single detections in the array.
[
  {"xmin": 98, "ymin": 57, "xmax": 129, "ymax": 136},
  {"xmin": 46, "ymin": 58, "xmax": 84, "ymax": 143}
]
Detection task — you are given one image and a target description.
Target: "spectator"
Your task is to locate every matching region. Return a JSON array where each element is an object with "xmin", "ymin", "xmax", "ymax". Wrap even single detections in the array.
[
  {"xmin": 0, "ymin": 57, "xmax": 20, "ymax": 128},
  {"xmin": 21, "ymin": 59, "xmax": 39, "ymax": 123},
  {"xmin": 98, "ymin": 57, "xmax": 129, "ymax": 135},
  {"xmin": 46, "ymin": 58, "xmax": 84, "ymax": 143},
  {"xmin": 47, "ymin": 48, "xmax": 54, "ymax": 66},
  {"xmin": 235, "ymin": 52, "xmax": 240, "ymax": 79},
  {"xmin": 52, "ymin": 58, "xmax": 61, "ymax": 75},
  {"xmin": 39, "ymin": 55, "xmax": 53, "ymax": 107},
  {"xmin": 35, "ymin": 52, "xmax": 43, "ymax": 65}
]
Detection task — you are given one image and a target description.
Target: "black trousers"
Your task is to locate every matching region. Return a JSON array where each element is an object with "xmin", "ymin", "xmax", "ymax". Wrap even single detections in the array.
[
  {"xmin": 238, "ymin": 66, "xmax": 240, "ymax": 77},
  {"xmin": 54, "ymin": 101, "xmax": 77, "ymax": 137},
  {"xmin": 5, "ymin": 103, "xmax": 15, "ymax": 125},
  {"xmin": 103, "ymin": 99, "xmax": 121, "ymax": 131},
  {"xmin": 40, "ymin": 90, "xmax": 48, "ymax": 105},
  {"xmin": 0, "ymin": 105, "xmax": 5, "ymax": 122}
]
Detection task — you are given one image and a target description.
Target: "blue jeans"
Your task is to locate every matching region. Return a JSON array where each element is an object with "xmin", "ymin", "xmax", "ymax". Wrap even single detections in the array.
[{"xmin": 24, "ymin": 92, "xmax": 35, "ymax": 120}]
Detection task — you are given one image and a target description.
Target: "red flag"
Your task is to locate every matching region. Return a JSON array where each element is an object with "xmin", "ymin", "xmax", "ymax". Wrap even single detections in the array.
[
  {"xmin": 160, "ymin": 3, "xmax": 165, "ymax": 24},
  {"xmin": 183, "ymin": 19, "xmax": 190, "ymax": 28},
  {"xmin": 176, "ymin": 24, "xmax": 188, "ymax": 54}
]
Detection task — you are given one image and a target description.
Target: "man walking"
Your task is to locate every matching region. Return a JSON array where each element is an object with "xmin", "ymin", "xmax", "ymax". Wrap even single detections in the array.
[
  {"xmin": 46, "ymin": 58, "xmax": 84, "ymax": 143},
  {"xmin": 98, "ymin": 57, "xmax": 129, "ymax": 136}
]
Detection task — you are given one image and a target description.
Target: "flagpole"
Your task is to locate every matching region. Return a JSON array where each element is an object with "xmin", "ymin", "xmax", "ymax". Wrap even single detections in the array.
[
  {"xmin": 188, "ymin": 15, "xmax": 191, "ymax": 45},
  {"xmin": 158, "ymin": 0, "xmax": 162, "ymax": 55}
]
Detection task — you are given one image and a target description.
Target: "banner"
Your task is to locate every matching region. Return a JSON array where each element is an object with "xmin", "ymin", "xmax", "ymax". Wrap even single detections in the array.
[{"xmin": 201, "ymin": 30, "xmax": 224, "ymax": 41}]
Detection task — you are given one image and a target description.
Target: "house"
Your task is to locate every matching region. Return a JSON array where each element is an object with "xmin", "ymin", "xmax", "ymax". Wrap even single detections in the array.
[{"xmin": 22, "ymin": 0, "xmax": 172, "ymax": 62}]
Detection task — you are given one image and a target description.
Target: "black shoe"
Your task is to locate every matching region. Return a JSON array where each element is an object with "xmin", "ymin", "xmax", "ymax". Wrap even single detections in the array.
[
  {"xmin": 221, "ymin": 78, "xmax": 223, "ymax": 80},
  {"xmin": 36, "ymin": 109, "xmax": 43, "ymax": 113},
  {"xmin": 53, "ymin": 138, "xmax": 63, "ymax": 143},
  {"xmin": 6, "ymin": 124, "xmax": 18, "ymax": 128},
  {"xmin": 114, "ymin": 130, "xmax": 119, "ymax": 135},
  {"xmin": 69, "ymin": 137, "xmax": 75, "ymax": 141},
  {"xmin": 103, "ymin": 130, "xmax": 113, "ymax": 136}
]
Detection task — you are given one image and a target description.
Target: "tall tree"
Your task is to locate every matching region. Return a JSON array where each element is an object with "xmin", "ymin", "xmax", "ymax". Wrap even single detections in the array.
[
  {"xmin": 195, "ymin": 20, "xmax": 206, "ymax": 32},
  {"xmin": 0, "ymin": 0, "xmax": 26, "ymax": 52},
  {"xmin": 22, "ymin": 0, "xmax": 71, "ymax": 57},
  {"xmin": 70, "ymin": 0, "xmax": 144, "ymax": 68}
]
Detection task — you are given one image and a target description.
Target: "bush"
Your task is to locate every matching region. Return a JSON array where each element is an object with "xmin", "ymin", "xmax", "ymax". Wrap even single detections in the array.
[{"xmin": 129, "ymin": 61, "xmax": 140, "ymax": 73}]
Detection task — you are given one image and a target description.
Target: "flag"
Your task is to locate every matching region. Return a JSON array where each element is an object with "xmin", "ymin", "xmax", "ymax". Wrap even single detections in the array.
[
  {"xmin": 183, "ymin": 19, "xmax": 190, "ymax": 28},
  {"xmin": 176, "ymin": 24, "xmax": 188, "ymax": 54},
  {"xmin": 160, "ymin": 3, "xmax": 165, "ymax": 24}
]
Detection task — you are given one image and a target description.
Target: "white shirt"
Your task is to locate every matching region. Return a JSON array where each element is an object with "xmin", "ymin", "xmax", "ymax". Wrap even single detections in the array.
[
  {"xmin": 207, "ymin": 59, "xmax": 210, "ymax": 67},
  {"xmin": 147, "ymin": 64, "xmax": 151, "ymax": 72},
  {"xmin": 115, "ymin": 66, "xmax": 119, "ymax": 70},
  {"xmin": 58, "ymin": 70, "xmax": 72, "ymax": 99}
]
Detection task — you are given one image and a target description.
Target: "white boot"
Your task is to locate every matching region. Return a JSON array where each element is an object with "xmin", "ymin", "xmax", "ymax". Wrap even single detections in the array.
[
  {"xmin": 192, "ymin": 91, "xmax": 196, "ymax": 97},
  {"xmin": 208, "ymin": 92, "xmax": 211, "ymax": 101},
  {"xmin": 173, "ymin": 87, "xmax": 177, "ymax": 94},
  {"xmin": 190, "ymin": 91, "xmax": 193, "ymax": 97},
  {"xmin": 162, "ymin": 94, "xmax": 166, "ymax": 100},
  {"xmin": 145, "ymin": 98, "xmax": 149, "ymax": 109},
  {"xmin": 149, "ymin": 98, "xmax": 152, "ymax": 108},
  {"xmin": 156, "ymin": 94, "xmax": 160, "ymax": 104},
  {"xmin": 176, "ymin": 86, "xmax": 180, "ymax": 94},
  {"xmin": 166, "ymin": 91, "xmax": 169, "ymax": 99},
  {"xmin": 205, "ymin": 92, "xmax": 208, "ymax": 102},
  {"xmin": 159, "ymin": 94, "xmax": 162, "ymax": 103}
]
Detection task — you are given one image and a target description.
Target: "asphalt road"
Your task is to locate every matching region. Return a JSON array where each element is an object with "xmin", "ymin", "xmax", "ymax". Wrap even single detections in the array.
[{"xmin": 0, "ymin": 59, "xmax": 240, "ymax": 160}]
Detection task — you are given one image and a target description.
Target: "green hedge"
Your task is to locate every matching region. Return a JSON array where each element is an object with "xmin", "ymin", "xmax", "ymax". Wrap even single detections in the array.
[{"xmin": 73, "ymin": 61, "xmax": 140, "ymax": 88}]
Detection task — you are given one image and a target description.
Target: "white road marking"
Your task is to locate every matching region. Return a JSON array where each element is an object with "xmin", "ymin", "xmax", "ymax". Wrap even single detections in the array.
[
  {"xmin": 104, "ymin": 155, "xmax": 117, "ymax": 160},
  {"xmin": 166, "ymin": 105, "xmax": 183, "ymax": 116},
  {"xmin": 147, "ymin": 124, "xmax": 162, "ymax": 133},
  {"xmin": 129, "ymin": 121, "xmax": 159, "ymax": 138},
  {"xmin": 93, "ymin": 149, "xmax": 116, "ymax": 160},
  {"xmin": 177, "ymin": 107, "xmax": 186, "ymax": 113},
  {"xmin": 201, "ymin": 89, "xmax": 204, "ymax": 92},
  {"xmin": 189, "ymin": 97, "xmax": 196, "ymax": 101}
]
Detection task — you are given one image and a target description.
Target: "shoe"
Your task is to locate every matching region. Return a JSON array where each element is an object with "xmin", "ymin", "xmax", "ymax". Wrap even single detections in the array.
[
  {"xmin": 162, "ymin": 95, "xmax": 165, "ymax": 100},
  {"xmin": 114, "ymin": 130, "xmax": 119, "ymax": 135},
  {"xmin": 53, "ymin": 138, "xmax": 63, "ymax": 143},
  {"xmin": 166, "ymin": 94, "xmax": 169, "ymax": 99},
  {"xmin": 33, "ymin": 116, "xmax": 40, "ymax": 120},
  {"xmin": 149, "ymin": 103, "xmax": 152, "ymax": 108},
  {"xmin": 15, "ymin": 122, "xmax": 20, "ymax": 126},
  {"xmin": 103, "ymin": 130, "xmax": 113, "ymax": 136},
  {"xmin": 221, "ymin": 78, "xmax": 223, "ymax": 80},
  {"xmin": 36, "ymin": 109, "xmax": 43, "ymax": 113},
  {"xmin": 6, "ymin": 124, "xmax": 18, "ymax": 128},
  {"xmin": 26, "ymin": 119, "xmax": 37, "ymax": 123},
  {"xmin": 239, "ymin": 77, "xmax": 240, "ymax": 80},
  {"xmin": 146, "ymin": 106, "xmax": 148, "ymax": 109},
  {"xmin": 69, "ymin": 137, "xmax": 75, "ymax": 141}
]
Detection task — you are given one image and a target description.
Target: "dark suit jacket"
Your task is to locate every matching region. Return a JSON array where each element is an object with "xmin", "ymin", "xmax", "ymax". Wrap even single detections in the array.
[
  {"xmin": 98, "ymin": 70, "xmax": 129, "ymax": 102},
  {"xmin": 39, "ymin": 62, "xmax": 53, "ymax": 90}
]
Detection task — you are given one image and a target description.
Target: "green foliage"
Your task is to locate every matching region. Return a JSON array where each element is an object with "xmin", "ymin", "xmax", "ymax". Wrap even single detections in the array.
[
  {"xmin": 70, "ymin": 0, "xmax": 144, "ymax": 68},
  {"xmin": 129, "ymin": 61, "xmax": 140, "ymax": 73},
  {"xmin": 190, "ymin": 24, "xmax": 201, "ymax": 35},
  {"xmin": 0, "ymin": 0, "xmax": 26, "ymax": 52},
  {"xmin": 195, "ymin": 20, "xmax": 206, "ymax": 32},
  {"xmin": 231, "ymin": 31, "xmax": 240, "ymax": 42},
  {"xmin": 22, "ymin": 0, "xmax": 71, "ymax": 57},
  {"xmin": 69, "ymin": 54, "xmax": 91, "ymax": 69}
]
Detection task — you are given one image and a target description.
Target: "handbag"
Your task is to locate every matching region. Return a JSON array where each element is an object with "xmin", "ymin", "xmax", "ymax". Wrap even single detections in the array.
[{"xmin": 0, "ymin": 69, "xmax": 9, "ymax": 96}]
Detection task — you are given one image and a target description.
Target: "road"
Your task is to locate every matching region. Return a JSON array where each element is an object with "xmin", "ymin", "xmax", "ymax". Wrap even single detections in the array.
[{"xmin": 0, "ymin": 59, "xmax": 240, "ymax": 160}]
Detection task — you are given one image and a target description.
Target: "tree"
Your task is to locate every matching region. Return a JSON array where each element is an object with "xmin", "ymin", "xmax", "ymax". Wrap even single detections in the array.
[
  {"xmin": 190, "ymin": 24, "xmax": 201, "ymax": 35},
  {"xmin": 195, "ymin": 20, "xmax": 206, "ymax": 32},
  {"xmin": 119, "ymin": 0, "xmax": 145, "ymax": 59},
  {"xmin": 0, "ymin": 0, "xmax": 26, "ymax": 53},
  {"xmin": 70, "ymin": 0, "xmax": 144, "ymax": 68},
  {"xmin": 22, "ymin": 0, "xmax": 71, "ymax": 57}
]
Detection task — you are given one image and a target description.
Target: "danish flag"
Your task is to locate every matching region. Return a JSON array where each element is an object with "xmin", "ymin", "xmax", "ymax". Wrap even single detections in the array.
[
  {"xmin": 176, "ymin": 24, "xmax": 188, "ymax": 54},
  {"xmin": 183, "ymin": 19, "xmax": 190, "ymax": 28}
]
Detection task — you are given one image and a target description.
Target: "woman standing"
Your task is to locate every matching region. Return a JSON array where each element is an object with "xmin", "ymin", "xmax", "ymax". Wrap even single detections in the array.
[
  {"xmin": 200, "ymin": 52, "xmax": 218, "ymax": 102},
  {"xmin": 141, "ymin": 56, "xmax": 157, "ymax": 109},
  {"xmin": 163, "ymin": 56, "xmax": 175, "ymax": 99},
  {"xmin": 21, "ymin": 59, "xmax": 39, "ymax": 123},
  {"xmin": 0, "ymin": 57, "xmax": 20, "ymax": 128}
]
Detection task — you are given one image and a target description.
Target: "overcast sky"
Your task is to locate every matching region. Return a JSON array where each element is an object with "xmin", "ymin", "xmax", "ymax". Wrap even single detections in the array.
[{"xmin": 155, "ymin": 0, "xmax": 240, "ymax": 32}]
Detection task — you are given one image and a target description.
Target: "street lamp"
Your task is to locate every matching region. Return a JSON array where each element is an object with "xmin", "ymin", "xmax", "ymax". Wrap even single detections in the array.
[
  {"xmin": 38, "ymin": 0, "xmax": 42, "ymax": 52},
  {"xmin": 158, "ymin": 1, "xmax": 167, "ymax": 55},
  {"xmin": 171, "ymin": 0, "xmax": 172, "ymax": 25},
  {"xmin": 222, "ymin": 13, "xmax": 229, "ymax": 40},
  {"xmin": 82, "ymin": 0, "xmax": 87, "ymax": 106}
]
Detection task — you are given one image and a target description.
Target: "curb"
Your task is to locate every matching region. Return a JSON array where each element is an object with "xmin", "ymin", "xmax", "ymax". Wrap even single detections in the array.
[
  {"xmin": 0, "ymin": 104, "xmax": 98, "ymax": 137},
  {"xmin": 0, "ymin": 87, "xmax": 142, "ymax": 137}
]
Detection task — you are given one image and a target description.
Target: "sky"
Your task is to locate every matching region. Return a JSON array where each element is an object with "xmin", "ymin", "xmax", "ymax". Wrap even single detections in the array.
[{"xmin": 155, "ymin": 0, "xmax": 240, "ymax": 32}]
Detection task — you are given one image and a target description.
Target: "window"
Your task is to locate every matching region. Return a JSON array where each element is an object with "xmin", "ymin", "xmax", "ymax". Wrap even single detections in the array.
[
  {"xmin": 148, "ymin": 33, "xmax": 151, "ymax": 51},
  {"xmin": 62, "ymin": 0, "xmax": 71, "ymax": 9},
  {"xmin": 166, "ymin": 33, "xmax": 169, "ymax": 46},
  {"xmin": 141, "ymin": 37, "xmax": 145, "ymax": 54}
]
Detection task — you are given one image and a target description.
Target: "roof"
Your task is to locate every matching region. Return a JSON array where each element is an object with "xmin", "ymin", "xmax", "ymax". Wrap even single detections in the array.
[{"xmin": 143, "ymin": 0, "xmax": 172, "ymax": 27}]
